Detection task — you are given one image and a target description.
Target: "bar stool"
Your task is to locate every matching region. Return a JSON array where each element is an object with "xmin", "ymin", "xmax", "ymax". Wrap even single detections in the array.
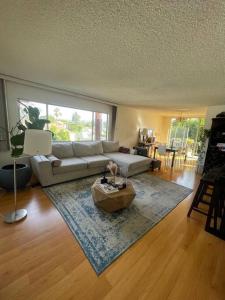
[
  {"xmin": 205, "ymin": 175, "xmax": 225, "ymax": 240},
  {"xmin": 187, "ymin": 165, "xmax": 225, "ymax": 217},
  {"xmin": 187, "ymin": 173, "xmax": 214, "ymax": 217}
]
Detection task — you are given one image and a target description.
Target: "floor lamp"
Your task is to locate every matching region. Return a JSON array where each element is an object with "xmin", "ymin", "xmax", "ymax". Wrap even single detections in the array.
[{"xmin": 4, "ymin": 129, "xmax": 52, "ymax": 224}]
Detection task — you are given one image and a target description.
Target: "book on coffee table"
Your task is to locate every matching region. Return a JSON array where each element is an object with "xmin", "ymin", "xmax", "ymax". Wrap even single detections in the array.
[{"xmin": 98, "ymin": 183, "xmax": 119, "ymax": 194}]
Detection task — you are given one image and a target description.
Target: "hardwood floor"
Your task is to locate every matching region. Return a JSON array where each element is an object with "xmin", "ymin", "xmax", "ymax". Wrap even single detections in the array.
[{"xmin": 0, "ymin": 166, "xmax": 225, "ymax": 300}]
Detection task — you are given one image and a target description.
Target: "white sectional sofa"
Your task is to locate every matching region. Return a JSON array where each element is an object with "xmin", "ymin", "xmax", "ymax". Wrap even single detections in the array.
[{"xmin": 31, "ymin": 141, "xmax": 152, "ymax": 187}]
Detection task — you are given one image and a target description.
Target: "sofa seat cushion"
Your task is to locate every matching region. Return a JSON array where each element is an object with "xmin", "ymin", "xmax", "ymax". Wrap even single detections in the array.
[
  {"xmin": 81, "ymin": 155, "xmax": 110, "ymax": 168},
  {"xmin": 73, "ymin": 141, "xmax": 103, "ymax": 157},
  {"xmin": 104, "ymin": 152, "xmax": 151, "ymax": 170},
  {"xmin": 52, "ymin": 142, "xmax": 74, "ymax": 159},
  {"xmin": 52, "ymin": 157, "xmax": 87, "ymax": 175}
]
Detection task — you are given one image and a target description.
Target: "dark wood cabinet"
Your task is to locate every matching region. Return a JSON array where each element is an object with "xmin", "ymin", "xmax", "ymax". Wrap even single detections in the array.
[{"xmin": 204, "ymin": 117, "xmax": 225, "ymax": 173}]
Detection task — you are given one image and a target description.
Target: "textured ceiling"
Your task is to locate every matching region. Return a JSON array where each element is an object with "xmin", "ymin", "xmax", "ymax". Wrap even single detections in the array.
[{"xmin": 0, "ymin": 0, "xmax": 224, "ymax": 109}]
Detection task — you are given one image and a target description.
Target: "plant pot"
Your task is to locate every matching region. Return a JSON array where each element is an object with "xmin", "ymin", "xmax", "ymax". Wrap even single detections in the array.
[{"xmin": 0, "ymin": 164, "xmax": 32, "ymax": 191}]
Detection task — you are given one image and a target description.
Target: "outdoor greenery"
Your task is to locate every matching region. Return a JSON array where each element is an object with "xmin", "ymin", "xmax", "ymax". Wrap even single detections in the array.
[
  {"xmin": 169, "ymin": 118, "xmax": 206, "ymax": 155},
  {"xmin": 48, "ymin": 108, "xmax": 93, "ymax": 141},
  {"xmin": 48, "ymin": 107, "xmax": 107, "ymax": 141}
]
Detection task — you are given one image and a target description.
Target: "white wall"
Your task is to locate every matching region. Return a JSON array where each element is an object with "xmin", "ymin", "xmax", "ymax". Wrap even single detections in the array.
[
  {"xmin": 205, "ymin": 104, "xmax": 225, "ymax": 129},
  {"xmin": 0, "ymin": 80, "xmax": 113, "ymax": 166},
  {"xmin": 114, "ymin": 105, "xmax": 170, "ymax": 147}
]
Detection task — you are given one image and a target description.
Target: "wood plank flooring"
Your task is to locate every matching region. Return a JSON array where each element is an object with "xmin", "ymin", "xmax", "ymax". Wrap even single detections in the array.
[{"xmin": 0, "ymin": 166, "xmax": 225, "ymax": 300}]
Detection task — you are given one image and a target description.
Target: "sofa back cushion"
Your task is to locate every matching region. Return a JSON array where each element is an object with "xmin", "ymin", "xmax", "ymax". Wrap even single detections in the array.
[
  {"xmin": 72, "ymin": 141, "xmax": 103, "ymax": 157},
  {"xmin": 102, "ymin": 141, "xmax": 119, "ymax": 153},
  {"xmin": 52, "ymin": 142, "xmax": 74, "ymax": 159}
]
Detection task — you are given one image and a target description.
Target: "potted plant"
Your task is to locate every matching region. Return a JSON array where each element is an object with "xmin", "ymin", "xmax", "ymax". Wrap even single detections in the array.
[
  {"xmin": 0, "ymin": 102, "xmax": 50, "ymax": 190},
  {"xmin": 198, "ymin": 128, "xmax": 211, "ymax": 153},
  {"xmin": 197, "ymin": 128, "xmax": 211, "ymax": 171}
]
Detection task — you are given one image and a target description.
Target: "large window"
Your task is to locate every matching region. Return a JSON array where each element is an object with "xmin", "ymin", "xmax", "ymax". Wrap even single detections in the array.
[
  {"xmin": 167, "ymin": 118, "xmax": 205, "ymax": 157},
  {"xmin": 19, "ymin": 100, "xmax": 109, "ymax": 141}
]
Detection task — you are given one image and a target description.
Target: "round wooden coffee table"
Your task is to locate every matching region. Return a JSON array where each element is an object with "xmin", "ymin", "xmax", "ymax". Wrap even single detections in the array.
[{"xmin": 91, "ymin": 178, "xmax": 136, "ymax": 213}]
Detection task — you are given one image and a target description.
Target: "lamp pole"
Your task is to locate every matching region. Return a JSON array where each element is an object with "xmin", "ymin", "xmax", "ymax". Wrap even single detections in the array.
[{"xmin": 4, "ymin": 158, "xmax": 27, "ymax": 223}]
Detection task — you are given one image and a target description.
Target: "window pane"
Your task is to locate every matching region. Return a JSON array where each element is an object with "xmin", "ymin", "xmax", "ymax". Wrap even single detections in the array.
[{"xmin": 48, "ymin": 105, "xmax": 93, "ymax": 141}]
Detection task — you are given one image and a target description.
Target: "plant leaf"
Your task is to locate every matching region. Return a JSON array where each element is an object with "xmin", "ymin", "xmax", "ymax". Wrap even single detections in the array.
[
  {"xmin": 11, "ymin": 147, "xmax": 23, "ymax": 157},
  {"xmin": 18, "ymin": 124, "xmax": 27, "ymax": 131},
  {"xmin": 25, "ymin": 120, "xmax": 33, "ymax": 129},
  {"xmin": 23, "ymin": 107, "xmax": 28, "ymax": 114},
  {"xmin": 10, "ymin": 132, "xmax": 25, "ymax": 146},
  {"xmin": 28, "ymin": 106, "xmax": 40, "ymax": 122},
  {"xmin": 32, "ymin": 119, "xmax": 50, "ymax": 130}
]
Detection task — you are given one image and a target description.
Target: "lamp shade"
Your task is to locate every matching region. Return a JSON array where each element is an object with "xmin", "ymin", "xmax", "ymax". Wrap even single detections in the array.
[{"xmin": 23, "ymin": 129, "xmax": 52, "ymax": 155}]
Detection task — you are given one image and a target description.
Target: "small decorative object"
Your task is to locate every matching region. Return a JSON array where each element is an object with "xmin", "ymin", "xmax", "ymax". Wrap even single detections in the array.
[
  {"xmin": 100, "ymin": 171, "xmax": 108, "ymax": 184},
  {"xmin": 138, "ymin": 128, "xmax": 142, "ymax": 143},
  {"xmin": 217, "ymin": 143, "xmax": 225, "ymax": 152},
  {"xmin": 146, "ymin": 136, "xmax": 152, "ymax": 143},
  {"xmin": 106, "ymin": 161, "xmax": 118, "ymax": 184},
  {"xmin": 142, "ymin": 128, "xmax": 148, "ymax": 142}
]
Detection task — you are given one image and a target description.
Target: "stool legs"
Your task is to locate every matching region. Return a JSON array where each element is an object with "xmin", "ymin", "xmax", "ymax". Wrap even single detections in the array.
[
  {"xmin": 187, "ymin": 179, "xmax": 208, "ymax": 217},
  {"xmin": 205, "ymin": 178, "xmax": 225, "ymax": 240}
]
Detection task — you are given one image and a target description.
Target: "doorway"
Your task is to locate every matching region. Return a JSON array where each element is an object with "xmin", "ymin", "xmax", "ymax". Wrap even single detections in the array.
[{"xmin": 167, "ymin": 118, "xmax": 205, "ymax": 165}]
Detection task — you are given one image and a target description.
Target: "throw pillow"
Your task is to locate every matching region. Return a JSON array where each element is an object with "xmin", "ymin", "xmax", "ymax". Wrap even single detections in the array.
[{"xmin": 119, "ymin": 146, "xmax": 130, "ymax": 154}]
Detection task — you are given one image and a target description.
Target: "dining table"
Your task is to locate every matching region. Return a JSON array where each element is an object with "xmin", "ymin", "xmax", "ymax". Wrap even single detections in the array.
[{"xmin": 153, "ymin": 146, "xmax": 178, "ymax": 168}]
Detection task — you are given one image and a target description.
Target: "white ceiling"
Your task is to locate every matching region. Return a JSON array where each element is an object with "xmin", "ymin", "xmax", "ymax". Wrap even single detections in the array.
[{"xmin": 0, "ymin": 1, "xmax": 224, "ymax": 109}]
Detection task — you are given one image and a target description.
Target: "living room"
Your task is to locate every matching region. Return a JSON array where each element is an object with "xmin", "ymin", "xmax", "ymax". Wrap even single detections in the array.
[{"xmin": 0, "ymin": 1, "xmax": 225, "ymax": 300}]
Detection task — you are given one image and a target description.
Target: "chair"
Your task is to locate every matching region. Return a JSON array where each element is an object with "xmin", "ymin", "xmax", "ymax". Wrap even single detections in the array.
[
  {"xmin": 174, "ymin": 146, "xmax": 186, "ymax": 167},
  {"xmin": 187, "ymin": 173, "xmax": 214, "ymax": 217},
  {"xmin": 157, "ymin": 144, "xmax": 170, "ymax": 167}
]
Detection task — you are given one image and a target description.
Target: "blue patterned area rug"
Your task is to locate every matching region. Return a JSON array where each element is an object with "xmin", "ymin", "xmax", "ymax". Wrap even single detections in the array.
[{"xmin": 44, "ymin": 173, "xmax": 192, "ymax": 275}]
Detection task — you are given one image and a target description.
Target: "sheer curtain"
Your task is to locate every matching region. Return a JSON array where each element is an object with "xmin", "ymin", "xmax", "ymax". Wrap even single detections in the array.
[{"xmin": 0, "ymin": 78, "xmax": 9, "ymax": 151}]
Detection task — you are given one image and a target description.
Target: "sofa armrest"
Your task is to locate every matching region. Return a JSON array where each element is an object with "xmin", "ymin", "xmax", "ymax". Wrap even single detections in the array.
[
  {"xmin": 46, "ymin": 155, "xmax": 62, "ymax": 167},
  {"xmin": 30, "ymin": 155, "xmax": 53, "ymax": 186}
]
